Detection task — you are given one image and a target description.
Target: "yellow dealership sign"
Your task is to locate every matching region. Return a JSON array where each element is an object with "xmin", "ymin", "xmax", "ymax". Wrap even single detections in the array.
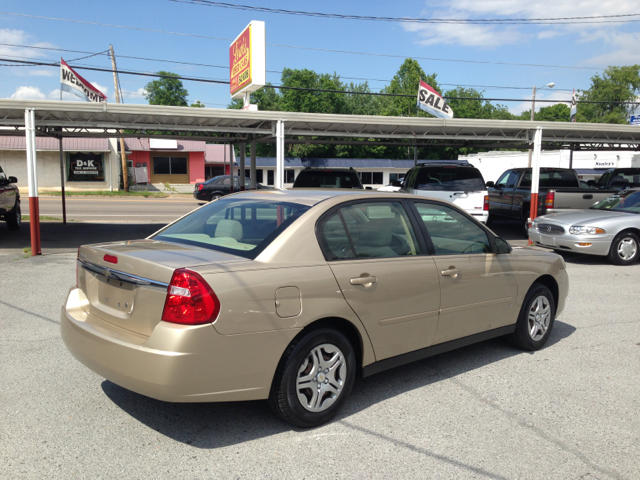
[{"xmin": 229, "ymin": 21, "xmax": 265, "ymax": 99}]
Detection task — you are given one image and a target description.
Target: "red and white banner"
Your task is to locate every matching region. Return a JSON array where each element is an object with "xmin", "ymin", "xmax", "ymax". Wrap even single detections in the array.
[
  {"xmin": 60, "ymin": 58, "xmax": 107, "ymax": 103},
  {"xmin": 417, "ymin": 80, "xmax": 453, "ymax": 119}
]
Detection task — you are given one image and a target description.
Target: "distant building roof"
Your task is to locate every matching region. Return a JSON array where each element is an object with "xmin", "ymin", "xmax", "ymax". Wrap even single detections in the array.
[
  {"xmin": 121, "ymin": 138, "xmax": 206, "ymax": 152},
  {"xmin": 253, "ymin": 158, "xmax": 424, "ymax": 169},
  {"xmin": 0, "ymin": 136, "xmax": 110, "ymax": 152},
  {"xmin": 205, "ymin": 144, "xmax": 236, "ymax": 164}
]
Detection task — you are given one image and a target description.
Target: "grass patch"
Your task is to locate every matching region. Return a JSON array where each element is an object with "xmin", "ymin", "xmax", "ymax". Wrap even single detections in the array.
[
  {"xmin": 40, "ymin": 190, "xmax": 168, "ymax": 198},
  {"xmin": 22, "ymin": 246, "xmax": 31, "ymax": 259},
  {"xmin": 22, "ymin": 215, "xmax": 65, "ymax": 222}
]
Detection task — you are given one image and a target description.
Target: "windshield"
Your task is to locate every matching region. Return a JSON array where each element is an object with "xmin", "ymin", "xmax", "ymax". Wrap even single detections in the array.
[
  {"xmin": 293, "ymin": 171, "xmax": 362, "ymax": 189},
  {"xmin": 590, "ymin": 190, "xmax": 640, "ymax": 213},
  {"xmin": 415, "ymin": 166, "xmax": 485, "ymax": 191},
  {"xmin": 152, "ymin": 197, "xmax": 310, "ymax": 258}
]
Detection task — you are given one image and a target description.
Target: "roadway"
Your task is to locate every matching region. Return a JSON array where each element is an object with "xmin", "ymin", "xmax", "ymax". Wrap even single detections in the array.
[{"xmin": 22, "ymin": 195, "xmax": 201, "ymax": 224}]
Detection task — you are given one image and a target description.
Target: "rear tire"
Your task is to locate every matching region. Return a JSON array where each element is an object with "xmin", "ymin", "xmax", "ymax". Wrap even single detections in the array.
[
  {"xmin": 269, "ymin": 327, "xmax": 356, "ymax": 428},
  {"xmin": 511, "ymin": 284, "xmax": 555, "ymax": 351},
  {"xmin": 210, "ymin": 193, "xmax": 223, "ymax": 202},
  {"xmin": 607, "ymin": 232, "xmax": 640, "ymax": 266},
  {"xmin": 6, "ymin": 200, "xmax": 20, "ymax": 231}
]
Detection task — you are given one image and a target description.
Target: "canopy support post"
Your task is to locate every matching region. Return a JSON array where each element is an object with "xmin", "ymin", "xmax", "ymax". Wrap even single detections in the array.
[
  {"xmin": 250, "ymin": 139, "xmax": 257, "ymax": 190},
  {"xmin": 58, "ymin": 136, "xmax": 67, "ymax": 225},
  {"xmin": 239, "ymin": 142, "xmax": 246, "ymax": 191},
  {"xmin": 529, "ymin": 126, "xmax": 543, "ymax": 227},
  {"xmin": 25, "ymin": 108, "xmax": 41, "ymax": 256},
  {"xmin": 276, "ymin": 120, "xmax": 285, "ymax": 189}
]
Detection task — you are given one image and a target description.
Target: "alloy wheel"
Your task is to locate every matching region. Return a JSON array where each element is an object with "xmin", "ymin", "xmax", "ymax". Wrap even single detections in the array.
[
  {"xmin": 617, "ymin": 237, "xmax": 637, "ymax": 261},
  {"xmin": 296, "ymin": 343, "xmax": 347, "ymax": 413},
  {"xmin": 528, "ymin": 295, "xmax": 551, "ymax": 341}
]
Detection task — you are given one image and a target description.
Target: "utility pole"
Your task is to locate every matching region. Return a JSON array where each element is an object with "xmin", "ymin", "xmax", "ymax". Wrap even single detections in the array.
[{"xmin": 109, "ymin": 45, "xmax": 129, "ymax": 192}]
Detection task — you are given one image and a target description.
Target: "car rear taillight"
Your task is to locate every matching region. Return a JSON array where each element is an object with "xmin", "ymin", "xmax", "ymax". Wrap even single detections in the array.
[
  {"xmin": 161, "ymin": 269, "xmax": 220, "ymax": 325},
  {"xmin": 103, "ymin": 254, "xmax": 118, "ymax": 264},
  {"xmin": 198, "ymin": 184, "xmax": 204, "ymax": 191},
  {"xmin": 545, "ymin": 191, "xmax": 555, "ymax": 209},
  {"xmin": 483, "ymin": 195, "xmax": 489, "ymax": 211}
]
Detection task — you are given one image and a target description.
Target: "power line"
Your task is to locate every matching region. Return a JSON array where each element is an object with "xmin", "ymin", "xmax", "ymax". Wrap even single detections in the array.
[
  {"xmin": 0, "ymin": 11, "xmax": 614, "ymax": 71},
  {"xmin": 3, "ymin": 57, "xmax": 637, "ymax": 105},
  {"xmin": 0, "ymin": 42, "xmax": 582, "ymax": 92},
  {"xmin": 171, "ymin": 1, "xmax": 640, "ymax": 25}
]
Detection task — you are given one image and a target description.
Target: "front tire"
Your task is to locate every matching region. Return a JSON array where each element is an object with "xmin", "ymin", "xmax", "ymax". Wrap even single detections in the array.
[
  {"xmin": 6, "ymin": 200, "xmax": 20, "ymax": 231},
  {"xmin": 269, "ymin": 327, "xmax": 356, "ymax": 428},
  {"xmin": 511, "ymin": 284, "xmax": 555, "ymax": 351},
  {"xmin": 607, "ymin": 231, "xmax": 640, "ymax": 266}
]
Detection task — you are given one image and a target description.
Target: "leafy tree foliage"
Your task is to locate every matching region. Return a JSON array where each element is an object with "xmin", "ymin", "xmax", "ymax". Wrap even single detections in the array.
[
  {"xmin": 382, "ymin": 58, "xmax": 438, "ymax": 117},
  {"xmin": 576, "ymin": 65, "xmax": 640, "ymax": 123},
  {"xmin": 190, "ymin": 100, "xmax": 205, "ymax": 108},
  {"xmin": 144, "ymin": 72, "xmax": 189, "ymax": 106},
  {"xmin": 444, "ymin": 87, "xmax": 513, "ymax": 120},
  {"xmin": 518, "ymin": 103, "xmax": 571, "ymax": 122}
]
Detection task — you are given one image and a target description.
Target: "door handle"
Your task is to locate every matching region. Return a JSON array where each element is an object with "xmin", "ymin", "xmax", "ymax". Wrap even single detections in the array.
[
  {"xmin": 583, "ymin": 194, "xmax": 593, "ymax": 199},
  {"xmin": 441, "ymin": 267, "xmax": 461, "ymax": 278},
  {"xmin": 350, "ymin": 275, "xmax": 377, "ymax": 287}
]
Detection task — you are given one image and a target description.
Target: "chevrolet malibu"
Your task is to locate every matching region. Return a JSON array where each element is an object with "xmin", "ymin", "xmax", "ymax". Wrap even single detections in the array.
[{"xmin": 62, "ymin": 190, "xmax": 568, "ymax": 427}]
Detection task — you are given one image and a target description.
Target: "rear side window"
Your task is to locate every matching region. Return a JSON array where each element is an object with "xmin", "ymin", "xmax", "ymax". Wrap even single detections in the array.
[
  {"xmin": 153, "ymin": 198, "xmax": 310, "ymax": 259},
  {"xmin": 520, "ymin": 170, "xmax": 577, "ymax": 188},
  {"xmin": 318, "ymin": 201, "xmax": 421, "ymax": 260},
  {"xmin": 293, "ymin": 170, "xmax": 362, "ymax": 189},
  {"xmin": 414, "ymin": 167, "xmax": 485, "ymax": 192}
]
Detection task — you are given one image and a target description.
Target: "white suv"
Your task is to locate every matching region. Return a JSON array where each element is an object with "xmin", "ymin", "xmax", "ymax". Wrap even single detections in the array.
[{"xmin": 402, "ymin": 162, "xmax": 489, "ymax": 224}]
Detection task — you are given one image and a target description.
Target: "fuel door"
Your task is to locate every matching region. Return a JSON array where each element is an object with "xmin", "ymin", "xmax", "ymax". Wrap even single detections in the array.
[{"xmin": 275, "ymin": 287, "xmax": 301, "ymax": 318}]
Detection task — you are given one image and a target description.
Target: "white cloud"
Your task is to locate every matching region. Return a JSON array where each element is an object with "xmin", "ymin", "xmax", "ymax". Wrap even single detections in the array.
[
  {"xmin": 409, "ymin": 1, "xmax": 640, "ymax": 47},
  {"xmin": 580, "ymin": 32, "xmax": 640, "ymax": 66},
  {"xmin": 122, "ymin": 87, "xmax": 147, "ymax": 99},
  {"xmin": 510, "ymin": 89, "xmax": 573, "ymax": 115},
  {"xmin": 90, "ymin": 82, "xmax": 109, "ymax": 98},
  {"xmin": 9, "ymin": 86, "xmax": 46, "ymax": 100},
  {"xmin": 11, "ymin": 68, "xmax": 55, "ymax": 77},
  {"xmin": 0, "ymin": 29, "xmax": 55, "ymax": 59}
]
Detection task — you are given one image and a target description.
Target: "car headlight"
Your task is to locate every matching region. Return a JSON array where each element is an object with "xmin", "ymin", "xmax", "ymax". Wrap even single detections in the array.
[{"xmin": 569, "ymin": 226, "xmax": 606, "ymax": 235}]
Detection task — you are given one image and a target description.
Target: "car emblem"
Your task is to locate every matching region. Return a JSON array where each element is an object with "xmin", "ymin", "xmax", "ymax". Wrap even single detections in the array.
[{"xmin": 546, "ymin": 226, "xmax": 552, "ymax": 233}]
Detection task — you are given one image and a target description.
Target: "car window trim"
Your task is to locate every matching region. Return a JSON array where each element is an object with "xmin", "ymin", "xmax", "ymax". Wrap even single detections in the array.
[
  {"xmin": 406, "ymin": 199, "xmax": 499, "ymax": 255},
  {"xmin": 315, "ymin": 198, "xmax": 431, "ymax": 262}
]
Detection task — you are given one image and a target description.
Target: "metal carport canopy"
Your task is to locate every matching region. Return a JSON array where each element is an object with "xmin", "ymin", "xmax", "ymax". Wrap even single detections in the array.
[{"xmin": 2, "ymin": 100, "xmax": 640, "ymax": 145}]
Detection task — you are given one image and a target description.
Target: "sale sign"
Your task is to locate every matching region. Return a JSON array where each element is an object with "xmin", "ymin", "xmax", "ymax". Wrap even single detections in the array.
[
  {"xmin": 417, "ymin": 80, "xmax": 454, "ymax": 119},
  {"xmin": 229, "ymin": 21, "xmax": 265, "ymax": 99},
  {"xmin": 230, "ymin": 25, "xmax": 251, "ymax": 96}
]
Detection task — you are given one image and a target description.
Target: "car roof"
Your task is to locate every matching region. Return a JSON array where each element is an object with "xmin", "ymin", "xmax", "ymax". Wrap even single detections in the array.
[{"xmin": 223, "ymin": 188, "xmax": 420, "ymax": 207}]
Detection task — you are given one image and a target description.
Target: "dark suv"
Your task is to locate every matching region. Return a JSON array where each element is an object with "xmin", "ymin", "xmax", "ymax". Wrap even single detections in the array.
[
  {"xmin": 194, "ymin": 175, "xmax": 270, "ymax": 202},
  {"xmin": 0, "ymin": 166, "xmax": 20, "ymax": 230},
  {"xmin": 292, "ymin": 167, "xmax": 367, "ymax": 189}
]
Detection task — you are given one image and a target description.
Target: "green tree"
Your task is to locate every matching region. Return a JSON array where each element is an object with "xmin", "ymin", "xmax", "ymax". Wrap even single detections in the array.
[
  {"xmin": 190, "ymin": 100, "xmax": 205, "ymax": 108},
  {"xmin": 444, "ymin": 87, "xmax": 514, "ymax": 120},
  {"xmin": 383, "ymin": 58, "xmax": 438, "ymax": 117},
  {"xmin": 518, "ymin": 103, "xmax": 571, "ymax": 122},
  {"xmin": 577, "ymin": 65, "xmax": 640, "ymax": 123},
  {"xmin": 144, "ymin": 72, "xmax": 189, "ymax": 106}
]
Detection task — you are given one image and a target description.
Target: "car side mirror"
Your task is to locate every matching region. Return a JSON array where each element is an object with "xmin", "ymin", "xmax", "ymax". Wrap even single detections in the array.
[
  {"xmin": 391, "ymin": 180, "xmax": 402, "ymax": 187},
  {"xmin": 485, "ymin": 181, "xmax": 495, "ymax": 188},
  {"xmin": 8, "ymin": 176, "xmax": 17, "ymax": 183},
  {"xmin": 495, "ymin": 237, "xmax": 511, "ymax": 254}
]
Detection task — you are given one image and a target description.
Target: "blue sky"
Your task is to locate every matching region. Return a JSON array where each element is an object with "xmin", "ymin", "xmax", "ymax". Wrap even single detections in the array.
[{"xmin": 2, "ymin": 0, "xmax": 639, "ymax": 114}]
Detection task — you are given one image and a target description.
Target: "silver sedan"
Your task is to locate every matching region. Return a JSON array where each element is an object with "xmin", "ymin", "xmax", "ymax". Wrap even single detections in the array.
[{"xmin": 529, "ymin": 188, "xmax": 640, "ymax": 265}]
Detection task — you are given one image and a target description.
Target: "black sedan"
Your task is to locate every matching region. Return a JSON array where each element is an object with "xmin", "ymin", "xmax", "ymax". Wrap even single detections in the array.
[{"xmin": 193, "ymin": 175, "xmax": 270, "ymax": 202}]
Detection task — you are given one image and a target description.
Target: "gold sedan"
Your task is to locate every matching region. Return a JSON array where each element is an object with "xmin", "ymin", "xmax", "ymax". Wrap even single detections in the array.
[{"xmin": 61, "ymin": 190, "xmax": 568, "ymax": 427}]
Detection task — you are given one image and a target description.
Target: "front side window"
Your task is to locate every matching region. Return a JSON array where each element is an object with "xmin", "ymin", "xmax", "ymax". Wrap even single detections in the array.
[
  {"xmin": 413, "ymin": 202, "xmax": 491, "ymax": 255},
  {"xmin": 496, "ymin": 171, "xmax": 517, "ymax": 188},
  {"xmin": 153, "ymin": 198, "xmax": 310, "ymax": 259},
  {"xmin": 318, "ymin": 201, "xmax": 420, "ymax": 260}
]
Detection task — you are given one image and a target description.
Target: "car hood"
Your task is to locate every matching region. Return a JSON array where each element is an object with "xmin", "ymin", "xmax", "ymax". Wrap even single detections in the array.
[{"xmin": 536, "ymin": 209, "xmax": 633, "ymax": 225}]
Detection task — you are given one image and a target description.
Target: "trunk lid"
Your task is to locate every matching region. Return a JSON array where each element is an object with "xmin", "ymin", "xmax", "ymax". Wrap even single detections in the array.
[{"xmin": 77, "ymin": 239, "xmax": 248, "ymax": 336}]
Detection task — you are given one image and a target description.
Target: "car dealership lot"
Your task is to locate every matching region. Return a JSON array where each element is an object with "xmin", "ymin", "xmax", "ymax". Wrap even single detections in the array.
[{"xmin": 1, "ymin": 250, "xmax": 638, "ymax": 479}]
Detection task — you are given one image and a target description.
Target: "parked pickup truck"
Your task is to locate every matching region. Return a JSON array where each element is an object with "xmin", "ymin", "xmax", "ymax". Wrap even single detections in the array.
[
  {"xmin": 589, "ymin": 168, "xmax": 640, "ymax": 190},
  {"xmin": 486, "ymin": 167, "xmax": 617, "ymax": 229}
]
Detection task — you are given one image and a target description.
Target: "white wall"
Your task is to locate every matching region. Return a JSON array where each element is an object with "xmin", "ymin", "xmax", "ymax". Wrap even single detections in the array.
[{"xmin": 459, "ymin": 150, "xmax": 640, "ymax": 184}]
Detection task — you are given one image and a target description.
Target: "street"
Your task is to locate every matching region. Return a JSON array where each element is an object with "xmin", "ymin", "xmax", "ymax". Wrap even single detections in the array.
[{"xmin": 1, "ymin": 246, "xmax": 639, "ymax": 479}]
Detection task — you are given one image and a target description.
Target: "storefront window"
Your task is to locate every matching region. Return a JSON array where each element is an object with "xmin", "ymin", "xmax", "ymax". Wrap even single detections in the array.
[
  {"xmin": 67, "ymin": 153, "xmax": 104, "ymax": 182},
  {"xmin": 153, "ymin": 156, "xmax": 188, "ymax": 175}
]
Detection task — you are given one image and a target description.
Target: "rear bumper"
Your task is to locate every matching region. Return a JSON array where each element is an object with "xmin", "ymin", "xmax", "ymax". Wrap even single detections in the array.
[
  {"xmin": 470, "ymin": 211, "xmax": 489, "ymax": 224},
  {"xmin": 528, "ymin": 229, "xmax": 613, "ymax": 256},
  {"xmin": 61, "ymin": 288, "xmax": 300, "ymax": 402}
]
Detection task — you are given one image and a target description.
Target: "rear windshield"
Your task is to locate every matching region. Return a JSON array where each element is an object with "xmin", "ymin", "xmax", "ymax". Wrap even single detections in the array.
[
  {"xmin": 520, "ymin": 170, "xmax": 577, "ymax": 188},
  {"xmin": 152, "ymin": 198, "xmax": 310, "ymax": 259},
  {"xmin": 414, "ymin": 166, "xmax": 485, "ymax": 191},
  {"xmin": 293, "ymin": 170, "xmax": 362, "ymax": 189}
]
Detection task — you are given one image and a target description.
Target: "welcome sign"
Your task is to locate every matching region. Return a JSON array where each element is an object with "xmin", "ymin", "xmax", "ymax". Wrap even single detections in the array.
[
  {"xmin": 60, "ymin": 59, "xmax": 107, "ymax": 103},
  {"xmin": 417, "ymin": 80, "xmax": 454, "ymax": 119}
]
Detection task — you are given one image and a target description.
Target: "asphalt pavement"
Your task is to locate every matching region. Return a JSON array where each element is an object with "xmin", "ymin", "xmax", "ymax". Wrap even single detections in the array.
[{"xmin": 1, "ymin": 246, "xmax": 639, "ymax": 478}]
